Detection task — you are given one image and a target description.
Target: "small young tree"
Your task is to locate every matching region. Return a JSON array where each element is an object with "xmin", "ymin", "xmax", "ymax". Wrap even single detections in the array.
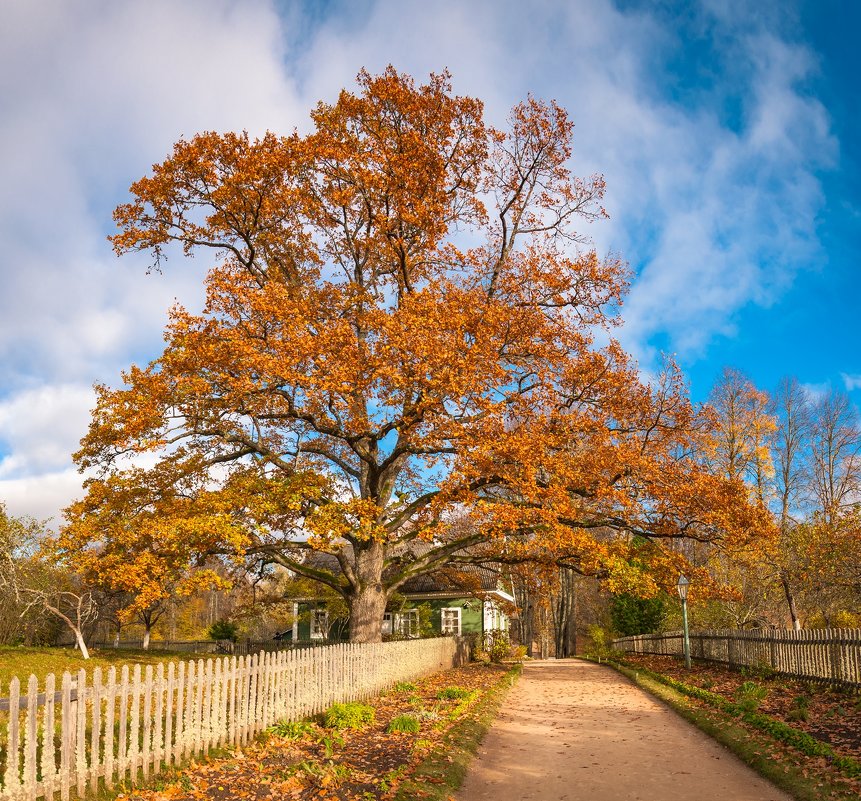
[{"xmin": 207, "ymin": 619, "xmax": 239, "ymax": 643}]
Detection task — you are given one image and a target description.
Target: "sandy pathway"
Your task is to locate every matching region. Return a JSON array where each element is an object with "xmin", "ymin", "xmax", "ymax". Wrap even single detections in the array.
[{"xmin": 455, "ymin": 660, "xmax": 792, "ymax": 801}]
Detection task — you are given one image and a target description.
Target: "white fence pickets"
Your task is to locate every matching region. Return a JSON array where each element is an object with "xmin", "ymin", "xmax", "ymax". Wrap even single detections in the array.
[
  {"xmin": 613, "ymin": 627, "xmax": 861, "ymax": 686},
  {"xmin": 0, "ymin": 636, "xmax": 468, "ymax": 801}
]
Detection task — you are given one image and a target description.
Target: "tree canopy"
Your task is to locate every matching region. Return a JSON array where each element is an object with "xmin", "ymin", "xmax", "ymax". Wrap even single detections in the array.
[{"xmin": 60, "ymin": 68, "xmax": 771, "ymax": 642}]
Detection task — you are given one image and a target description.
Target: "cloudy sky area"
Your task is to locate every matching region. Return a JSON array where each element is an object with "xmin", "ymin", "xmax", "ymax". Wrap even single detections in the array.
[{"xmin": 1, "ymin": 0, "xmax": 859, "ymax": 524}]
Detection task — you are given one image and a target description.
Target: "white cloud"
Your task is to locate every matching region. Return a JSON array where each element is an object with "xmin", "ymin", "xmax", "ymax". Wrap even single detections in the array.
[
  {"xmin": 0, "ymin": 0, "xmax": 303, "ymax": 519},
  {"xmin": 0, "ymin": 0, "xmax": 838, "ymax": 522},
  {"xmin": 842, "ymin": 374, "xmax": 861, "ymax": 392},
  {"xmin": 801, "ymin": 382, "xmax": 830, "ymax": 401},
  {"xmin": 606, "ymin": 30, "xmax": 834, "ymax": 362},
  {"xmin": 0, "ymin": 469, "xmax": 85, "ymax": 529},
  {"xmin": 0, "ymin": 0, "xmax": 304, "ymax": 385},
  {"xmin": 0, "ymin": 384, "xmax": 96, "ymax": 479}
]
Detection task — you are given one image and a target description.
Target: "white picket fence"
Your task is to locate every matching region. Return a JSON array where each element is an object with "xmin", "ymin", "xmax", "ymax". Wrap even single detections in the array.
[
  {"xmin": 613, "ymin": 628, "xmax": 861, "ymax": 686},
  {"xmin": 0, "ymin": 637, "xmax": 469, "ymax": 801}
]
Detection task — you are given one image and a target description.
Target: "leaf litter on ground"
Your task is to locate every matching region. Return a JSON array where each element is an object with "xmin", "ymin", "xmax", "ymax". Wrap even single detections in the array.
[
  {"xmin": 126, "ymin": 662, "xmax": 510, "ymax": 801},
  {"xmin": 622, "ymin": 653, "xmax": 861, "ymax": 798}
]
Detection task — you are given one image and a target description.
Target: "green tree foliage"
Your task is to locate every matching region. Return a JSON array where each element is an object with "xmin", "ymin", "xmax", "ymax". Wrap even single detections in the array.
[
  {"xmin": 610, "ymin": 593, "xmax": 666, "ymax": 636},
  {"xmin": 206, "ymin": 619, "xmax": 239, "ymax": 642}
]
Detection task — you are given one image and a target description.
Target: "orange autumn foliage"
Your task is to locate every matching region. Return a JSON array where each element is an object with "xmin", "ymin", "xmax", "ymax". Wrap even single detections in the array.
[{"xmin": 60, "ymin": 68, "xmax": 773, "ymax": 641}]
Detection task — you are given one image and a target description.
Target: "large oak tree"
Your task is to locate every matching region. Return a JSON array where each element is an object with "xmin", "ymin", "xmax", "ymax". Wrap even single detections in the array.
[{"xmin": 61, "ymin": 69, "xmax": 770, "ymax": 642}]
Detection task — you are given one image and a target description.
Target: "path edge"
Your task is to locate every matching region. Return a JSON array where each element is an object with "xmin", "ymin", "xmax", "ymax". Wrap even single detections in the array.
[
  {"xmin": 393, "ymin": 662, "xmax": 523, "ymax": 801},
  {"xmin": 581, "ymin": 656, "xmax": 857, "ymax": 801}
]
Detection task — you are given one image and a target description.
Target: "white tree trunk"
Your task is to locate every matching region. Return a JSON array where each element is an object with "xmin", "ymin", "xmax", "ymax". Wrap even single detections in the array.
[{"xmin": 74, "ymin": 628, "xmax": 90, "ymax": 660}]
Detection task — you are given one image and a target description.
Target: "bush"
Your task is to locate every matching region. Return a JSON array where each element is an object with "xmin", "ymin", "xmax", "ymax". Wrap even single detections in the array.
[
  {"xmin": 394, "ymin": 681, "xmax": 417, "ymax": 692},
  {"xmin": 324, "ymin": 702, "xmax": 375, "ymax": 729},
  {"xmin": 206, "ymin": 619, "xmax": 239, "ymax": 642},
  {"xmin": 510, "ymin": 644, "xmax": 528, "ymax": 662},
  {"xmin": 436, "ymin": 686, "xmax": 471, "ymax": 700},
  {"xmin": 388, "ymin": 714, "xmax": 421, "ymax": 734},
  {"xmin": 585, "ymin": 624, "xmax": 615, "ymax": 658},
  {"xmin": 735, "ymin": 680, "xmax": 768, "ymax": 714},
  {"xmin": 269, "ymin": 720, "xmax": 316, "ymax": 739},
  {"xmin": 468, "ymin": 632, "xmax": 489, "ymax": 663},
  {"xmin": 483, "ymin": 629, "xmax": 510, "ymax": 663}
]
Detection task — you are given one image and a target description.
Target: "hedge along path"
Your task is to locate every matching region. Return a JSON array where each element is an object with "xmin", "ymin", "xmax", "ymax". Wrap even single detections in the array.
[
  {"xmin": 0, "ymin": 637, "xmax": 470, "ymax": 801},
  {"xmin": 455, "ymin": 660, "xmax": 792, "ymax": 801}
]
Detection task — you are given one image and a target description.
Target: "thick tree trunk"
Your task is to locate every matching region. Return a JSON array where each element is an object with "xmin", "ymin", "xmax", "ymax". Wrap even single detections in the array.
[
  {"xmin": 347, "ymin": 542, "xmax": 387, "ymax": 643},
  {"xmin": 142, "ymin": 627, "xmax": 151, "ymax": 650}
]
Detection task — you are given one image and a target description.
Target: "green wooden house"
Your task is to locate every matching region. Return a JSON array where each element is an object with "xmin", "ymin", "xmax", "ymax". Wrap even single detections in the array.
[{"xmin": 282, "ymin": 561, "xmax": 514, "ymax": 643}]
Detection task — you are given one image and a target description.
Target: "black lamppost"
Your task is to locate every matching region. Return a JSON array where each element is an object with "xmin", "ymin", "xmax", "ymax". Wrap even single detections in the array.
[{"xmin": 677, "ymin": 574, "xmax": 691, "ymax": 669}]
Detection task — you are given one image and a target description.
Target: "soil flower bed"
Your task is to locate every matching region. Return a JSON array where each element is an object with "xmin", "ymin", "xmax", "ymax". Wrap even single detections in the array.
[{"xmin": 124, "ymin": 662, "xmax": 514, "ymax": 801}]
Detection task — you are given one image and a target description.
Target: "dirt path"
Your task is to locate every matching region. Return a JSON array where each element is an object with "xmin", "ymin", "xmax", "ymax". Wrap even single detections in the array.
[{"xmin": 455, "ymin": 660, "xmax": 792, "ymax": 801}]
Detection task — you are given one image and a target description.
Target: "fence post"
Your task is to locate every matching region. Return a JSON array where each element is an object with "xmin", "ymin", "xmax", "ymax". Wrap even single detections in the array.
[
  {"xmin": 142, "ymin": 664, "xmax": 154, "ymax": 782},
  {"xmin": 104, "ymin": 667, "xmax": 116, "ymax": 790},
  {"xmin": 42, "ymin": 673, "xmax": 57, "ymax": 800},
  {"xmin": 90, "ymin": 667, "xmax": 102, "ymax": 795},
  {"xmin": 60, "ymin": 672, "xmax": 71, "ymax": 801},
  {"xmin": 128, "ymin": 665, "xmax": 141, "ymax": 786},
  {"xmin": 75, "ymin": 668, "xmax": 87, "ymax": 798},
  {"xmin": 153, "ymin": 663, "xmax": 165, "ymax": 775},
  {"xmin": 24, "ymin": 674, "xmax": 38, "ymax": 799}
]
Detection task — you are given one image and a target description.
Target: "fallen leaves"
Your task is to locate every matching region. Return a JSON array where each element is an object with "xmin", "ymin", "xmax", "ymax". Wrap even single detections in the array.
[
  {"xmin": 129, "ymin": 663, "xmax": 508, "ymax": 801},
  {"xmin": 624, "ymin": 654, "xmax": 861, "ymax": 797}
]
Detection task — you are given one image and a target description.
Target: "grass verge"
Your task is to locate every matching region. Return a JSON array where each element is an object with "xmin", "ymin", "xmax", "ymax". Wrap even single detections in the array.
[
  {"xmin": 588, "ymin": 656, "xmax": 860, "ymax": 801},
  {"xmin": 393, "ymin": 663, "xmax": 522, "ymax": 801},
  {"xmin": 0, "ymin": 646, "xmax": 214, "ymax": 688}
]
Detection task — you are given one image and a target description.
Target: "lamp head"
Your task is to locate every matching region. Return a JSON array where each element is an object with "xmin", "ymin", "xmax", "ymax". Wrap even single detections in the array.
[{"xmin": 676, "ymin": 574, "xmax": 690, "ymax": 601}]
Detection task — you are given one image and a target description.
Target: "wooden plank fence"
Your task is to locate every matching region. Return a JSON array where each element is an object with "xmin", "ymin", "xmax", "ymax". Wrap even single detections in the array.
[
  {"xmin": 84, "ymin": 639, "xmax": 337, "ymax": 655},
  {"xmin": 0, "ymin": 636, "xmax": 469, "ymax": 801},
  {"xmin": 613, "ymin": 628, "xmax": 861, "ymax": 686}
]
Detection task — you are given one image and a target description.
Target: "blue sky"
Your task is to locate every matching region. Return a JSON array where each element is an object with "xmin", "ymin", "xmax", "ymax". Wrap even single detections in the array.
[{"xmin": 0, "ymin": 0, "xmax": 858, "ymax": 522}]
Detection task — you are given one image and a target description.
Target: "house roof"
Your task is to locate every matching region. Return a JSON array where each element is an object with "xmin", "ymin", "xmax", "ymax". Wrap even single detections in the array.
[
  {"xmin": 293, "ymin": 545, "xmax": 509, "ymax": 598},
  {"xmin": 399, "ymin": 564, "xmax": 502, "ymax": 594}
]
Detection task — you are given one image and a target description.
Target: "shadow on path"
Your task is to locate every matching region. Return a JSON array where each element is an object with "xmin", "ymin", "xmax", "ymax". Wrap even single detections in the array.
[{"xmin": 455, "ymin": 660, "xmax": 791, "ymax": 801}]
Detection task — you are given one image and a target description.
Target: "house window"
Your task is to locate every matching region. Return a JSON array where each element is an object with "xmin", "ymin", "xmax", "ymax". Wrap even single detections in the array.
[
  {"xmin": 311, "ymin": 609, "xmax": 328, "ymax": 639},
  {"xmin": 395, "ymin": 609, "xmax": 419, "ymax": 638},
  {"xmin": 441, "ymin": 607, "xmax": 461, "ymax": 636},
  {"xmin": 381, "ymin": 612, "xmax": 393, "ymax": 636}
]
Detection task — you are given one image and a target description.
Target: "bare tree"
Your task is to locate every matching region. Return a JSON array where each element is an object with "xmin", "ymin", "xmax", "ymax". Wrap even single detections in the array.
[
  {"xmin": 0, "ymin": 505, "xmax": 99, "ymax": 658},
  {"xmin": 771, "ymin": 377, "xmax": 812, "ymax": 629},
  {"xmin": 809, "ymin": 389, "xmax": 861, "ymax": 524},
  {"xmin": 2, "ymin": 561, "xmax": 99, "ymax": 658},
  {"xmin": 707, "ymin": 367, "xmax": 776, "ymax": 501}
]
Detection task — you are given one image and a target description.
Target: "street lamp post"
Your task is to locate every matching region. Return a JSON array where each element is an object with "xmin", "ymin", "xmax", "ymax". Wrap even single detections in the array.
[{"xmin": 677, "ymin": 574, "xmax": 691, "ymax": 669}]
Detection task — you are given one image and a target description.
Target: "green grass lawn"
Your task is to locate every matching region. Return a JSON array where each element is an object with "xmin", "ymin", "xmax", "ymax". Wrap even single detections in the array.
[{"xmin": 0, "ymin": 646, "xmax": 215, "ymax": 690}]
